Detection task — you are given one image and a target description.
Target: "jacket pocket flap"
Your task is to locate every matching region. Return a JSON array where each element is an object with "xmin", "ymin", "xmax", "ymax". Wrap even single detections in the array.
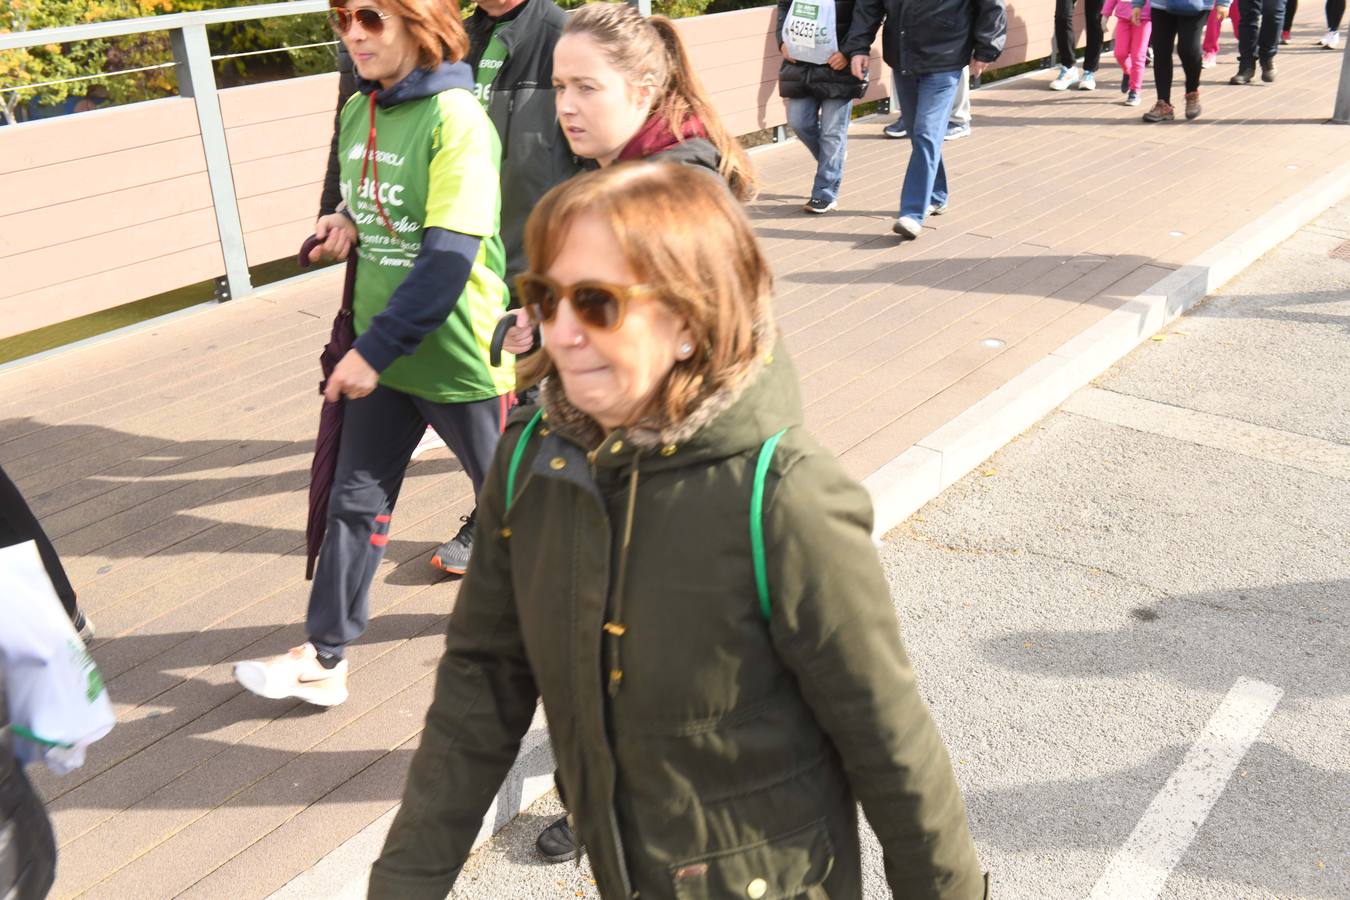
[{"xmin": 669, "ymin": 819, "xmax": 834, "ymax": 900}]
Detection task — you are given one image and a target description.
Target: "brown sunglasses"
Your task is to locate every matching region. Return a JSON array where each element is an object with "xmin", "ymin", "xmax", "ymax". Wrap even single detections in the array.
[
  {"xmin": 516, "ymin": 273, "xmax": 656, "ymax": 332},
  {"xmin": 328, "ymin": 7, "xmax": 394, "ymax": 36}
]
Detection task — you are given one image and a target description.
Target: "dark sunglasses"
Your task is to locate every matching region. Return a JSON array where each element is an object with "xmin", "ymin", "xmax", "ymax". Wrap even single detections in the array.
[
  {"xmin": 516, "ymin": 273, "xmax": 656, "ymax": 332},
  {"xmin": 328, "ymin": 7, "xmax": 394, "ymax": 35}
]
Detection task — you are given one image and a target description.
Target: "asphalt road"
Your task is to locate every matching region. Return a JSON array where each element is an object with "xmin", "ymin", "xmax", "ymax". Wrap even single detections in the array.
[{"xmin": 452, "ymin": 198, "xmax": 1350, "ymax": 899}]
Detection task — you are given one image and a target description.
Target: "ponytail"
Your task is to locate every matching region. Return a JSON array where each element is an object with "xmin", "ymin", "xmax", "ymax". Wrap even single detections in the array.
[{"xmin": 646, "ymin": 17, "xmax": 758, "ymax": 202}]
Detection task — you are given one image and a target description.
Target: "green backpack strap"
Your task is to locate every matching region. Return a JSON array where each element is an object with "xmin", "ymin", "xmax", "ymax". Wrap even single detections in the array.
[
  {"xmin": 506, "ymin": 407, "xmax": 546, "ymax": 512},
  {"xmin": 751, "ymin": 428, "xmax": 789, "ymax": 622}
]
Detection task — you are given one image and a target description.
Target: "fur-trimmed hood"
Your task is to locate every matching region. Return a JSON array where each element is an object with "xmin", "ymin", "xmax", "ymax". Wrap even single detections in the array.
[{"xmin": 536, "ymin": 303, "xmax": 801, "ymax": 469}]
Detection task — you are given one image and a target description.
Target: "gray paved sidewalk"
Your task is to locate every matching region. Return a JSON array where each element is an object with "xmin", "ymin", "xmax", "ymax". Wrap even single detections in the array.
[{"xmin": 451, "ymin": 193, "xmax": 1350, "ymax": 900}]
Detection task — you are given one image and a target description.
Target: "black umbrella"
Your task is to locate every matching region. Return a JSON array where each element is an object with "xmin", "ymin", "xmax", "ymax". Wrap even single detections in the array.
[{"xmin": 298, "ymin": 235, "xmax": 357, "ymax": 580}]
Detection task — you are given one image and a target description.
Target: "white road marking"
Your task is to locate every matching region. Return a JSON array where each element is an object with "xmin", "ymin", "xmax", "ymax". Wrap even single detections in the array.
[{"xmin": 1087, "ymin": 677, "xmax": 1284, "ymax": 900}]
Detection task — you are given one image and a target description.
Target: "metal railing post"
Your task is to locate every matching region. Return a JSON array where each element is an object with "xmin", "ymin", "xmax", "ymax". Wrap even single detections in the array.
[
  {"xmin": 1334, "ymin": 31, "xmax": 1350, "ymax": 123},
  {"xmin": 171, "ymin": 23, "xmax": 252, "ymax": 299}
]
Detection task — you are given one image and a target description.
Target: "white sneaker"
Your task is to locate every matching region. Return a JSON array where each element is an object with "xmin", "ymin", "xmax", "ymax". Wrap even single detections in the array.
[
  {"xmin": 892, "ymin": 216, "xmax": 922, "ymax": 240},
  {"xmin": 409, "ymin": 426, "xmax": 444, "ymax": 461},
  {"xmin": 1322, "ymin": 30, "xmax": 1342, "ymax": 48},
  {"xmin": 1050, "ymin": 65, "xmax": 1081, "ymax": 90},
  {"xmin": 1077, "ymin": 70, "xmax": 1097, "ymax": 91},
  {"xmin": 234, "ymin": 643, "xmax": 349, "ymax": 706}
]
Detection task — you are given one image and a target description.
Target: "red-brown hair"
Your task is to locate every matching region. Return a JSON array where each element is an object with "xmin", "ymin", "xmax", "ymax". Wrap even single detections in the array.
[{"xmin": 332, "ymin": 0, "xmax": 469, "ymax": 67}]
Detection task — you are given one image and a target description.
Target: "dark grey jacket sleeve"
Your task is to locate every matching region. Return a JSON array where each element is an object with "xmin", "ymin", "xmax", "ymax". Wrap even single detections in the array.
[
  {"xmin": 972, "ymin": 0, "xmax": 1008, "ymax": 63},
  {"xmin": 352, "ymin": 228, "xmax": 480, "ymax": 373},
  {"xmin": 318, "ymin": 45, "xmax": 358, "ymax": 218},
  {"xmin": 841, "ymin": 0, "xmax": 885, "ymax": 58}
]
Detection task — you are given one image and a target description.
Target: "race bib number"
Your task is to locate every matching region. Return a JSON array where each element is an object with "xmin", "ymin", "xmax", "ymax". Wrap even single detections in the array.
[{"xmin": 781, "ymin": 0, "xmax": 837, "ymax": 65}]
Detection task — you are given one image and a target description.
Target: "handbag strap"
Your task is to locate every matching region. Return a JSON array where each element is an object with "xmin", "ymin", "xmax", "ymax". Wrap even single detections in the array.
[{"xmin": 751, "ymin": 429, "xmax": 789, "ymax": 622}]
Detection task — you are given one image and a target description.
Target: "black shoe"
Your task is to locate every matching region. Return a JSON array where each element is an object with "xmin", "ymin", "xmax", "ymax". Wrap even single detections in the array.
[
  {"xmin": 1121, "ymin": 73, "xmax": 1130, "ymax": 93},
  {"xmin": 1230, "ymin": 66, "xmax": 1255, "ymax": 84},
  {"xmin": 536, "ymin": 815, "xmax": 580, "ymax": 863},
  {"xmin": 803, "ymin": 197, "xmax": 837, "ymax": 214},
  {"xmin": 430, "ymin": 510, "xmax": 476, "ymax": 575},
  {"xmin": 1260, "ymin": 58, "xmax": 1277, "ymax": 82}
]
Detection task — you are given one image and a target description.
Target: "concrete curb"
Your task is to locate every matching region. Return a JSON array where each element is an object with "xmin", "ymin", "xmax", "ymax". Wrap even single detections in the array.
[
  {"xmin": 268, "ymin": 156, "xmax": 1350, "ymax": 900},
  {"xmin": 863, "ymin": 156, "xmax": 1350, "ymax": 539}
]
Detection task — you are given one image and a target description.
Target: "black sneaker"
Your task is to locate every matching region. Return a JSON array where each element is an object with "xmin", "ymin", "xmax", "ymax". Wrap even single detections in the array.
[
  {"xmin": 1121, "ymin": 72, "xmax": 1130, "ymax": 93},
  {"xmin": 430, "ymin": 510, "xmax": 476, "ymax": 575},
  {"xmin": 536, "ymin": 815, "xmax": 580, "ymax": 863},
  {"xmin": 803, "ymin": 197, "xmax": 837, "ymax": 214}
]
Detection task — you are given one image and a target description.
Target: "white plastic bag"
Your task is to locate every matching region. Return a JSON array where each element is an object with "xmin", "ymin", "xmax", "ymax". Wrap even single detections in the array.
[
  {"xmin": 0, "ymin": 541, "xmax": 114, "ymax": 773},
  {"xmin": 781, "ymin": 0, "xmax": 840, "ymax": 65}
]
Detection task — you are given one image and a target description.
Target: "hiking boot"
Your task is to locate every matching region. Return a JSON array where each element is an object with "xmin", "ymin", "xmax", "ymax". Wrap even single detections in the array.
[
  {"xmin": 892, "ymin": 216, "xmax": 922, "ymax": 240},
  {"xmin": 1126, "ymin": 89, "xmax": 1142, "ymax": 106},
  {"xmin": 1142, "ymin": 99, "xmax": 1175, "ymax": 122},
  {"xmin": 883, "ymin": 117, "xmax": 908, "ymax": 138},
  {"xmin": 234, "ymin": 643, "xmax": 349, "ymax": 707},
  {"xmin": 431, "ymin": 510, "xmax": 476, "ymax": 576},
  {"xmin": 803, "ymin": 197, "xmax": 837, "ymax": 214},
  {"xmin": 1078, "ymin": 70, "xmax": 1098, "ymax": 91},
  {"xmin": 71, "ymin": 609, "xmax": 95, "ymax": 645},
  {"xmin": 1260, "ymin": 57, "xmax": 1277, "ymax": 82},
  {"xmin": 1049, "ymin": 65, "xmax": 1081, "ymax": 90},
  {"xmin": 1230, "ymin": 66, "xmax": 1255, "ymax": 84},
  {"xmin": 536, "ymin": 816, "xmax": 580, "ymax": 863},
  {"xmin": 1184, "ymin": 90, "xmax": 1202, "ymax": 119}
]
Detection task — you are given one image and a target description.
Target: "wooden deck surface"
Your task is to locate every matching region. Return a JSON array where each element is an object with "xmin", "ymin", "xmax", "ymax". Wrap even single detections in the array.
[{"xmin": 4, "ymin": 31, "xmax": 1350, "ymax": 899}]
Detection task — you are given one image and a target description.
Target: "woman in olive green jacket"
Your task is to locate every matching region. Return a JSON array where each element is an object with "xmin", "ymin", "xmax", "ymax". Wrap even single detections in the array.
[{"xmin": 371, "ymin": 163, "xmax": 986, "ymax": 899}]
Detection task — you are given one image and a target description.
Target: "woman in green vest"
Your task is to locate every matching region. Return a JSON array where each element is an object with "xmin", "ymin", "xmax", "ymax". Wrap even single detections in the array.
[
  {"xmin": 232, "ymin": 0, "xmax": 512, "ymax": 706},
  {"xmin": 372, "ymin": 163, "xmax": 987, "ymax": 900}
]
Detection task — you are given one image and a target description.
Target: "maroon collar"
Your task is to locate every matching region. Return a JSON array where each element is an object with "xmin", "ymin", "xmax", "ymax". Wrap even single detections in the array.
[{"xmin": 616, "ymin": 113, "xmax": 709, "ymax": 162}]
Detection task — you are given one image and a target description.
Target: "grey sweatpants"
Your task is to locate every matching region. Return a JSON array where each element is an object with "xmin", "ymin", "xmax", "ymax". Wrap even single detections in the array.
[{"xmin": 306, "ymin": 384, "xmax": 509, "ymax": 657}]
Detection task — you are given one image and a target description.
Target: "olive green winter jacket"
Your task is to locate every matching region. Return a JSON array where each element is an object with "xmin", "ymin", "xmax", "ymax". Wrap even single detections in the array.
[{"xmin": 370, "ymin": 337, "xmax": 985, "ymax": 899}]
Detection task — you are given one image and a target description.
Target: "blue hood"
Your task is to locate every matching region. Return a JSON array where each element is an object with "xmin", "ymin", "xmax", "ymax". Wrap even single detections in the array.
[{"xmin": 357, "ymin": 60, "xmax": 475, "ymax": 107}]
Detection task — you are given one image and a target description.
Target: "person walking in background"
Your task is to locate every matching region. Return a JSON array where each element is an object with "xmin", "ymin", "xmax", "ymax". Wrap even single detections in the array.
[
  {"xmin": 1137, "ymin": 0, "xmax": 1229, "ymax": 121},
  {"xmin": 777, "ymin": 0, "xmax": 868, "ymax": 213},
  {"xmin": 1105, "ymin": 0, "xmax": 1152, "ymax": 104},
  {"xmin": 845, "ymin": 0, "xmax": 1006, "ymax": 241},
  {"xmin": 1202, "ymin": 0, "xmax": 1240, "ymax": 64},
  {"xmin": 1050, "ymin": 0, "xmax": 1107, "ymax": 89},
  {"xmin": 370, "ymin": 161, "xmax": 988, "ymax": 900},
  {"xmin": 233, "ymin": 0, "xmax": 513, "ymax": 706},
  {"xmin": 425, "ymin": 0, "xmax": 581, "ymax": 575},
  {"xmin": 1230, "ymin": 0, "xmax": 1288, "ymax": 82},
  {"xmin": 1281, "ymin": 0, "xmax": 1297, "ymax": 41},
  {"xmin": 1319, "ymin": 0, "xmax": 1344, "ymax": 45}
]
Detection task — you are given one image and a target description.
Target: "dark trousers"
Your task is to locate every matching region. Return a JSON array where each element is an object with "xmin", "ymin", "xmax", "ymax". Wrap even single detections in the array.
[
  {"xmin": 1329, "ymin": 0, "xmax": 1345, "ymax": 29},
  {"xmin": 1151, "ymin": 8, "xmax": 1207, "ymax": 101},
  {"xmin": 1284, "ymin": 0, "xmax": 1297, "ymax": 28},
  {"xmin": 1238, "ymin": 0, "xmax": 1290, "ymax": 62},
  {"xmin": 0, "ymin": 465, "xmax": 77, "ymax": 620},
  {"xmin": 306, "ymin": 385, "xmax": 509, "ymax": 657},
  {"xmin": 1055, "ymin": 0, "xmax": 1107, "ymax": 70}
]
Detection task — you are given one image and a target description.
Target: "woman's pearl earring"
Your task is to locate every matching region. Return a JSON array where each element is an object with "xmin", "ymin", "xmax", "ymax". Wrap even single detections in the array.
[{"xmin": 679, "ymin": 342, "xmax": 693, "ymax": 358}]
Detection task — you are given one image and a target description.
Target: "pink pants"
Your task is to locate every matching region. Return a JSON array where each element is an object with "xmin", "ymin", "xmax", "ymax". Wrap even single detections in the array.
[
  {"xmin": 1114, "ymin": 18, "xmax": 1153, "ymax": 90},
  {"xmin": 1203, "ymin": 3, "xmax": 1240, "ymax": 55}
]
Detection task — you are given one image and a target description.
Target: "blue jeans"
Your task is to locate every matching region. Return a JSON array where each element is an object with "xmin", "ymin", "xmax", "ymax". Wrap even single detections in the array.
[
  {"xmin": 893, "ymin": 69, "xmax": 962, "ymax": 223},
  {"xmin": 787, "ymin": 96, "xmax": 854, "ymax": 204}
]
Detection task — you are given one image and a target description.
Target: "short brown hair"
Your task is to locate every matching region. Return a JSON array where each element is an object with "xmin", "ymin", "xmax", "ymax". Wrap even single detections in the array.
[
  {"xmin": 519, "ymin": 163, "xmax": 772, "ymax": 426},
  {"xmin": 332, "ymin": 0, "xmax": 469, "ymax": 68}
]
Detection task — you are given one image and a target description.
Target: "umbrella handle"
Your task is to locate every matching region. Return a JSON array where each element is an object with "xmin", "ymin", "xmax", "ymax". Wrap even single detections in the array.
[
  {"xmin": 490, "ymin": 312, "xmax": 518, "ymax": 368},
  {"xmin": 298, "ymin": 234, "xmax": 322, "ymax": 268}
]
